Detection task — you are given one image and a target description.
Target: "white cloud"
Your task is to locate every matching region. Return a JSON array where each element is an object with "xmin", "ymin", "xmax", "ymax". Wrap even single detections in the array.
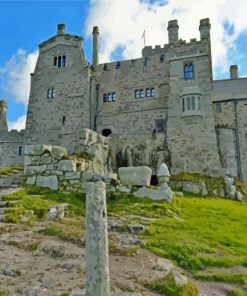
[
  {"xmin": 8, "ymin": 114, "xmax": 26, "ymax": 131},
  {"xmin": 85, "ymin": 0, "xmax": 247, "ymax": 77},
  {"xmin": 0, "ymin": 49, "xmax": 38, "ymax": 106}
]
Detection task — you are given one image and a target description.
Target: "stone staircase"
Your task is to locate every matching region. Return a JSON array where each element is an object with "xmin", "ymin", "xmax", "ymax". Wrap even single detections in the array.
[
  {"xmin": 0, "ymin": 188, "xmax": 21, "ymax": 223},
  {"xmin": 0, "ymin": 170, "xmax": 25, "ymax": 189}
]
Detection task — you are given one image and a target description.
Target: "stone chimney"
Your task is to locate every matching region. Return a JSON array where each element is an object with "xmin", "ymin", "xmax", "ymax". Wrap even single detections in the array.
[
  {"xmin": 199, "ymin": 18, "xmax": 211, "ymax": 40},
  {"xmin": 167, "ymin": 20, "xmax": 179, "ymax": 44},
  {"xmin": 230, "ymin": 65, "xmax": 238, "ymax": 79},
  {"xmin": 0, "ymin": 100, "xmax": 8, "ymax": 131},
  {"xmin": 57, "ymin": 24, "xmax": 65, "ymax": 35},
  {"xmin": 92, "ymin": 26, "xmax": 99, "ymax": 66}
]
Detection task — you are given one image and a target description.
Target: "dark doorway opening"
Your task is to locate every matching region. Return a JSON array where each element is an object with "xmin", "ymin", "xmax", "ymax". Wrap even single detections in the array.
[
  {"xmin": 150, "ymin": 175, "xmax": 158, "ymax": 186},
  {"xmin": 102, "ymin": 128, "xmax": 112, "ymax": 137}
]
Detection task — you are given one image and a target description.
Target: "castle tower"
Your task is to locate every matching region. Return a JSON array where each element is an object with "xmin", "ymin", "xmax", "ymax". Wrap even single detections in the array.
[
  {"xmin": 230, "ymin": 65, "xmax": 238, "ymax": 79},
  {"xmin": 0, "ymin": 100, "xmax": 8, "ymax": 131},
  {"xmin": 57, "ymin": 23, "xmax": 65, "ymax": 35},
  {"xmin": 199, "ymin": 18, "xmax": 211, "ymax": 40},
  {"xmin": 92, "ymin": 26, "xmax": 99, "ymax": 66},
  {"xmin": 167, "ymin": 20, "xmax": 179, "ymax": 44}
]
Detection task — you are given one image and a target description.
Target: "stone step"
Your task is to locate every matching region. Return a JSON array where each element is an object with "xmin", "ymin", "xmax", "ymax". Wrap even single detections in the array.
[{"xmin": 0, "ymin": 201, "xmax": 8, "ymax": 208}]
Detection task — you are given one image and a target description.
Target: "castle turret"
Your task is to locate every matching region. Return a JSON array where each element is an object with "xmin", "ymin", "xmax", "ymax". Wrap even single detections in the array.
[
  {"xmin": 167, "ymin": 20, "xmax": 179, "ymax": 44},
  {"xmin": 199, "ymin": 18, "xmax": 211, "ymax": 40},
  {"xmin": 230, "ymin": 65, "xmax": 238, "ymax": 79},
  {"xmin": 57, "ymin": 23, "xmax": 65, "ymax": 35},
  {"xmin": 92, "ymin": 26, "xmax": 99, "ymax": 66},
  {"xmin": 0, "ymin": 100, "xmax": 8, "ymax": 131}
]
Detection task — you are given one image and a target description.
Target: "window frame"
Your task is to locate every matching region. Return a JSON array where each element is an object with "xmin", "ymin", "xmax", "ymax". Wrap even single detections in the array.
[
  {"xmin": 184, "ymin": 62, "xmax": 194, "ymax": 80},
  {"xmin": 215, "ymin": 102, "xmax": 222, "ymax": 113}
]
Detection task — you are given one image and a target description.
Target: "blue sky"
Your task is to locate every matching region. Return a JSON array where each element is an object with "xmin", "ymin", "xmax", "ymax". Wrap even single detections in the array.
[{"xmin": 0, "ymin": 0, "xmax": 247, "ymax": 129}]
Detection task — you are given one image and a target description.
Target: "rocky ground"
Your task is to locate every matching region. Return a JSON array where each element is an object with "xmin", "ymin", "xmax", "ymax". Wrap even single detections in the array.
[
  {"xmin": 0, "ymin": 187, "xmax": 245, "ymax": 296},
  {"xmin": 0, "ymin": 219, "xmax": 238, "ymax": 296}
]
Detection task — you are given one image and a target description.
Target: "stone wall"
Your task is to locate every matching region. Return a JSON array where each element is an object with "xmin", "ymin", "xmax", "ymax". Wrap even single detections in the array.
[
  {"xmin": 0, "ymin": 130, "xmax": 25, "ymax": 167},
  {"xmin": 24, "ymin": 130, "xmax": 115, "ymax": 192}
]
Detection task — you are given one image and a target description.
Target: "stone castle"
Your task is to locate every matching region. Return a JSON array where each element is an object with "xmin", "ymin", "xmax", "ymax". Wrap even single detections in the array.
[{"xmin": 0, "ymin": 19, "xmax": 246, "ymax": 183}]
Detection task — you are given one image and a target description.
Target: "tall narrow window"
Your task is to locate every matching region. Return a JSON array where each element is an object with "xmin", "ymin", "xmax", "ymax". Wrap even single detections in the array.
[
  {"xmin": 62, "ymin": 55, "xmax": 66, "ymax": 67},
  {"xmin": 54, "ymin": 57, "xmax": 57, "ymax": 67},
  {"xmin": 108, "ymin": 93, "xmax": 112, "ymax": 102},
  {"xmin": 146, "ymin": 88, "xmax": 151, "ymax": 97},
  {"xmin": 191, "ymin": 96, "xmax": 196, "ymax": 110},
  {"xmin": 154, "ymin": 119, "xmax": 165, "ymax": 133},
  {"xmin": 182, "ymin": 98, "xmax": 185, "ymax": 112},
  {"xmin": 51, "ymin": 88, "xmax": 55, "ymax": 98},
  {"xmin": 103, "ymin": 64, "xmax": 108, "ymax": 71},
  {"xmin": 160, "ymin": 54, "xmax": 165, "ymax": 63},
  {"xmin": 144, "ymin": 57, "xmax": 148, "ymax": 66},
  {"xmin": 186, "ymin": 96, "xmax": 191, "ymax": 110},
  {"xmin": 140, "ymin": 89, "xmax": 144, "ymax": 98},
  {"xmin": 47, "ymin": 88, "xmax": 52, "ymax": 99},
  {"xmin": 215, "ymin": 102, "xmax": 222, "ymax": 113},
  {"xmin": 112, "ymin": 92, "xmax": 116, "ymax": 102},
  {"xmin": 184, "ymin": 63, "xmax": 194, "ymax": 79},
  {"xmin": 18, "ymin": 146, "xmax": 23, "ymax": 156},
  {"xmin": 115, "ymin": 61, "xmax": 121, "ymax": 69},
  {"xmin": 58, "ymin": 56, "xmax": 62, "ymax": 68},
  {"xmin": 103, "ymin": 93, "xmax": 107, "ymax": 103},
  {"xmin": 62, "ymin": 116, "xmax": 66, "ymax": 125},
  {"xmin": 135, "ymin": 90, "xmax": 140, "ymax": 99},
  {"xmin": 151, "ymin": 88, "xmax": 155, "ymax": 97}
]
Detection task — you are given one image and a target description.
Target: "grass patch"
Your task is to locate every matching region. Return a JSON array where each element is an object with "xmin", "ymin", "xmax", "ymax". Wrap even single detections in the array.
[
  {"xmin": 143, "ymin": 274, "xmax": 198, "ymax": 296},
  {"xmin": 109, "ymin": 243, "xmax": 140, "ymax": 256},
  {"xmin": 38, "ymin": 218, "xmax": 84, "ymax": 245},
  {"xmin": 228, "ymin": 289, "xmax": 247, "ymax": 296},
  {"xmin": 194, "ymin": 272, "xmax": 247, "ymax": 285},
  {"xmin": 0, "ymin": 166, "xmax": 23, "ymax": 176}
]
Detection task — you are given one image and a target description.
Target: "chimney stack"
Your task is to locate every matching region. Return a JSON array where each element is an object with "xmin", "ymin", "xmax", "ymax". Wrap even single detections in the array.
[
  {"xmin": 230, "ymin": 65, "xmax": 238, "ymax": 79},
  {"xmin": 57, "ymin": 24, "xmax": 65, "ymax": 35},
  {"xmin": 92, "ymin": 26, "xmax": 99, "ymax": 66},
  {"xmin": 199, "ymin": 18, "xmax": 211, "ymax": 40},
  {"xmin": 0, "ymin": 100, "xmax": 8, "ymax": 131},
  {"xmin": 167, "ymin": 20, "xmax": 179, "ymax": 44}
]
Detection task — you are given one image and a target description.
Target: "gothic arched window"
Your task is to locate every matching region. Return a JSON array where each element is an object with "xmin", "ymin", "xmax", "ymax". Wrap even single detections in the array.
[{"xmin": 184, "ymin": 63, "xmax": 194, "ymax": 79}]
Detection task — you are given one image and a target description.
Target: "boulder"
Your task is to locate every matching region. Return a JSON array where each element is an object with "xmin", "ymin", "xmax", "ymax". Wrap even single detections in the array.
[
  {"xmin": 182, "ymin": 182, "xmax": 204, "ymax": 194},
  {"xmin": 24, "ymin": 144, "xmax": 51, "ymax": 156},
  {"xmin": 175, "ymin": 191, "xmax": 183, "ymax": 197},
  {"xmin": 133, "ymin": 184, "xmax": 173, "ymax": 203},
  {"xmin": 24, "ymin": 165, "xmax": 46, "ymax": 176},
  {"xmin": 26, "ymin": 176, "xmax": 36, "ymax": 185},
  {"xmin": 48, "ymin": 203, "xmax": 68, "ymax": 220},
  {"xmin": 118, "ymin": 166, "xmax": 152, "ymax": 186},
  {"xmin": 224, "ymin": 177, "xmax": 234, "ymax": 186},
  {"xmin": 127, "ymin": 224, "xmax": 146, "ymax": 234},
  {"xmin": 236, "ymin": 191, "xmax": 243, "ymax": 201},
  {"xmin": 51, "ymin": 146, "xmax": 67, "ymax": 159},
  {"xmin": 36, "ymin": 175, "xmax": 58, "ymax": 191},
  {"xmin": 57, "ymin": 160, "xmax": 76, "ymax": 172}
]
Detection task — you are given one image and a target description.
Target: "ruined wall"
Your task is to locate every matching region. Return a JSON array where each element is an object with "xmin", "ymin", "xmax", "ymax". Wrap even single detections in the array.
[
  {"xmin": 24, "ymin": 129, "xmax": 115, "ymax": 192},
  {"xmin": 0, "ymin": 130, "xmax": 25, "ymax": 167}
]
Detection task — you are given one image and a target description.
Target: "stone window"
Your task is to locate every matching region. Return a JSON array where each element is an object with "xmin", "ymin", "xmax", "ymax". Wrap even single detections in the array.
[
  {"xmin": 215, "ymin": 102, "xmax": 222, "ymax": 113},
  {"xmin": 18, "ymin": 146, "xmax": 23, "ymax": 156},
  {"xmin": 103, "ymin": 92, "xmax": 116, "ymax": 103},
  {"xmin": 144, "ymin": 57, "xmax": 148, "ymax": 66},
  {"xmin": 115, "ymin": 61, "xmax": 121, "ymax": 69},
  {"xmin": 181, "ymin": 95, "xmax": 200, "ymax": 112},
  {"xmin": 184, "ymin": 63, "xmax": 194, "ymax": 79},
  {"xmin": 62, "ymin": 55, "xmax": 66, "ymax": 67},
  {"xmin": 47, "ymin": 88, "xmax": 55, "ymax": 99},
  {"xmin": 62, "ymin": 116, "xmax": 66, "ymax": 125},
  {"xmin": 154, "ymin": 119, "xmax": 165, "ymax": 133},
  {"xmin": 146, "ymin": 88, "xmax": 151, "ymax": 97},
  {"xmin": 135, "ymin": 88, "xmax": 155, "ymax": 98},
  {"xmin": 160, "ymin": 54, "xmax": 165, "ymax": 63},
  {"xmin": 103, "ymin": 64, "xmax": 108, "ymax": 71},
  {"xmin": 53, "ymin": 55, "xmax": 66, "ymax": 68}
]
